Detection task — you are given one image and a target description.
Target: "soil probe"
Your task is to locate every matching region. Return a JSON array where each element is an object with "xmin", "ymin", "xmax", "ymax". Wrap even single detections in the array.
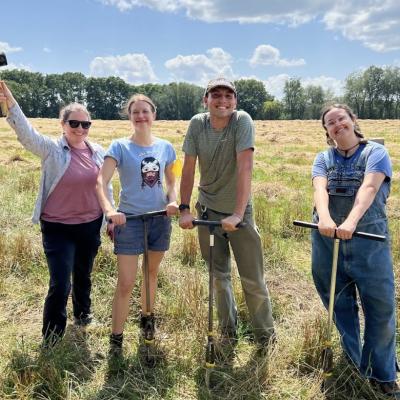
[
  {"xmin": 293, "ymin": 220, "xmax": 385, "ymax": 377},
  {"xmin": 192, "ymin": 219, "xmax": 245, "ymax": 388},
  {"xmin": 110, "ymin": 210, "xmax": 167, "ymax": 366}
]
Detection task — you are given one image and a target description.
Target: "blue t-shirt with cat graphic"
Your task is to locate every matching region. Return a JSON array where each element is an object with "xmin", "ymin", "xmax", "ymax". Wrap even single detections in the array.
[{"xmin": 106, "ymin": 137, "xmax": 176, "ymax": 215}]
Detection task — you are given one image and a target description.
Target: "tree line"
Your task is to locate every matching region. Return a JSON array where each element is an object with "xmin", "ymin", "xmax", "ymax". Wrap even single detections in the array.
[{"xmin": 1, "ymin": 65, "xmax": 399, "ymax": 120}]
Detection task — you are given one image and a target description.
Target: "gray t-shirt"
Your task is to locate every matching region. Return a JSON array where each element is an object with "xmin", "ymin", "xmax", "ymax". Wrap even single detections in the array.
[{"xmin": 182, "ymin": 110, "xmax": 254, "ymax": 213}]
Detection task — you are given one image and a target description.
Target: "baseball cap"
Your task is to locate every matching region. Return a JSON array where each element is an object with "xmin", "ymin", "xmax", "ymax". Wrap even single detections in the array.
[{"xmin": 204, "ymin": 78, "xmax": 237, "ymax": 97}]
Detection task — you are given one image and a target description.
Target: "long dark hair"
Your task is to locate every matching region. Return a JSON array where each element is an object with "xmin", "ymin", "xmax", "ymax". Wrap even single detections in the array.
[{"xmin": 321, "ymin": 103, "xmax": 364, "ymax": 146}]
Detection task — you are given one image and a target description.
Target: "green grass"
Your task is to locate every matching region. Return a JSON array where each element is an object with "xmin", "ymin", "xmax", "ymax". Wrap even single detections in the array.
[{"xmin": 0, "ymin": 117, "xmax": 398, "ymax": 399}]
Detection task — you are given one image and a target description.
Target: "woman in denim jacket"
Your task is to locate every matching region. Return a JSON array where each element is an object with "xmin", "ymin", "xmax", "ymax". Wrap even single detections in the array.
[
  {"xmin": 312, "ymin": 103, "xmax": 399, "ymax": 397},
  {"xmin": 0, "ymin": 81, "xmax": 111, "ymax": 345}
]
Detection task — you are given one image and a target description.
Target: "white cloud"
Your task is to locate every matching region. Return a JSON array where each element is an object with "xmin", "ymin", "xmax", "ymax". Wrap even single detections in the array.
[
  {"xmin": 323, "ymin": 1, "xmax": 400, "ymax": 52},
  {"xmin": 178, "ymin": 0, "xmax": 329, "ymax": 26},
  {"xmin": 263, "ymin": 74, "xmax": 290, "ymax": 99},
  {"xmin": 262, "ymin": 74, "xmax": 343, "ymax": 100},
  {"xmin": 100, "ymin": 0, "xmax": 329, "ymax": 25},
  {"xmin": 250, "ymin": 45, "xmax": 305, "ymax": 67},
  {"xmin": 100, "ymin": 0, "xmax": 180, "ymax": 12},
  {"xmin": 43, "ymin": 47, "xmax": 51, "ymax": 53},
  {"xmin": 302, "ymin": 76, "xmax": 344, "ymax": 96},
  {"xmin": 165, "ymin": 48, "xmax": 235, "ymax": 85},
  {"xmin": 1, "ymin": 63, "xmax": 32, "ymax": 71},
  {"xmin": 0, "ymin": 41, "xmax": 23, "ymax": 53},
  {"xmin": 89, "ymin": 53, "xmax": 157, "ymax": 83},
  {"xmin": 101, "ymin": 0, "xmax": 400, "ymax": 52}
]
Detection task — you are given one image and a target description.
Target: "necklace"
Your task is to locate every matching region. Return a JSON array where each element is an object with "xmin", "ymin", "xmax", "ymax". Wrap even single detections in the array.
[{"xmin": 336, "ymin": 142, "xmax": 360, "ymax": 158}]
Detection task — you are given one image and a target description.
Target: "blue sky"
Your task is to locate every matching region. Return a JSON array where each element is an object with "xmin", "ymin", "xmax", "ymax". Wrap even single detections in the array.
[{"xmin": 2, "ymin": 0, "xmax": 399, "ymax": 98}]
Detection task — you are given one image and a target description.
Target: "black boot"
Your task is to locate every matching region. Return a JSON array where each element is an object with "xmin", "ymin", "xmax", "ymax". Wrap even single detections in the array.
[{"xmin": 109, "ymin": 333, "xmax": 123, "ymax": 357}]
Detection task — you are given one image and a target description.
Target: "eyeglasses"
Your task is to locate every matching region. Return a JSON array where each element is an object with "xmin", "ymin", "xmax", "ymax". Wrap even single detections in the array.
[
  {"xmin": 67, "ymin": 120, "xmax": 92, "ymax": 129},
  {"xmin": 324, "ymin": 115, "xmax": 349, "ymax": 128}
]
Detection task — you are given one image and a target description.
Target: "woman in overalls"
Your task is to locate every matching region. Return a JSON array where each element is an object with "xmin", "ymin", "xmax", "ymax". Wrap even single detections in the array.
[{"xmin": 312, "ymin": 103, "xmax": 399, "ymax": 397}]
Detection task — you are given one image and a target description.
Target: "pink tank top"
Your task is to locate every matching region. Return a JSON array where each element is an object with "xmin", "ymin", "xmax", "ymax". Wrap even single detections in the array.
[{"xmin": 41, "ymin": 146, "xmax": 103, "ymax": 224}]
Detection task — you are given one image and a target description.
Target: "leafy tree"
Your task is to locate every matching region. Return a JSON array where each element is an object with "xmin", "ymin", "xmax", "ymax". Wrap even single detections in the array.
[
  {"xmin": 2, "ymin": 67, "xmax": 400, "ymax": 120},
  {"xmin": 58, "ymin": 72, "xmax": 87, "ymax": 104},
  {"xmin": 283, "ymin": 78, "xmax": 305, "ymax": 119},
  {"xmin": 44, "ymin": 74, "xmax": 65, "ymax": 117},
  {"xmin": 379, "ymin": 67, "xmax": 397, "ymax": 119},
  {"xmin": 363, "ymin": 66, "xmax": 384, "ymax": 118},
  {"xmin": 86, "ymin": 76, "xmax": 130, "ymax": 119},
  {"xmin": 0, "ymin": 69, "xmax": 47, "ymax": 117},
  {"xmin": 304, "ymin": 85, "xmax": 326, "ymax": 119},
  {"xmin": 392, "ymin": 67, "xmax": 400, "ymax": 118},
  {"xmin": 344, "ymin": 72, "xmax": 367, "ymax": 117},
  {"xmin": 234, "ymin": 79, "xmax": 272, "ymax": 119},
  {"xmin": 262, "ymin": 100, "xmax": 283, "ymax": 120}
]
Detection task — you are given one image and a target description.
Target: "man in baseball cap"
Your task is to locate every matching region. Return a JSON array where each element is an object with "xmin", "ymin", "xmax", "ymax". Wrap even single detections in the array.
[
  {"xmin": 204, "ymin": 77, "xmax": 237, "ymax": 97},
  {"xmin": 179, "ymin": 76, "xmax": 275, "ymax": 361}
]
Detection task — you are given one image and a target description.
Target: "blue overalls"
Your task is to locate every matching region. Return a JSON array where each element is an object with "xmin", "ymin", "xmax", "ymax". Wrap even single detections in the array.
[{"xmin": 312, "ymin": 142, "xmax": 397, "ymax": 382}]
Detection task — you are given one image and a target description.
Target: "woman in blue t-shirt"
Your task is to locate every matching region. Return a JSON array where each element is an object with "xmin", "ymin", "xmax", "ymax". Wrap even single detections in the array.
[
  {"xmin": 311, "ymin": 103, "xmax": 399, "ymax": 396},
  {"xmin": 96, "ymin": 94, "xmax": 178, "ymax": 353}
]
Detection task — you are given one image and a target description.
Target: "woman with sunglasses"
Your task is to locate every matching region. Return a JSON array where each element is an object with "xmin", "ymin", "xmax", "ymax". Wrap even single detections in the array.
[
  {"xmin": 0, "ymin": 81, "xmax": 111, "ymax": 346},
  {"xmin": 96, "ymin": 94, "xmax": 178, "ymax": 355}
]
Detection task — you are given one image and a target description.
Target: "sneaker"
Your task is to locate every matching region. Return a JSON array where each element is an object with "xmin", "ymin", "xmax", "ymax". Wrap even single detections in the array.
[
  {"xmin": 74, "ymin": 315, "xmax": 103, "ymax": 332},
  {"xmin": 370, "ymin": 379, "xmax": 400, "ymax": 398},
  {"xmin": 74, "ymin": 314, "xmax": 93, "ymax": 327}
]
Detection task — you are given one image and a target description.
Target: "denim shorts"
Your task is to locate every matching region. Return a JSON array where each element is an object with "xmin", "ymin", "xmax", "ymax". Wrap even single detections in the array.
[{"xmin": 114, "ymin": 216, "xmax": 172, "ymax": 255}]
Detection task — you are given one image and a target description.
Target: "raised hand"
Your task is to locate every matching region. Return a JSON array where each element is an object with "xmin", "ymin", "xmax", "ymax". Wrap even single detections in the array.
[{"xmin": 0, "ymin": 80, "xmax": 17, "ymax": 109}]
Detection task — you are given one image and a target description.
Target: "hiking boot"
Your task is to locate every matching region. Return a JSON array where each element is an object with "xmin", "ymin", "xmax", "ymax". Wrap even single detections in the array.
[
  {"xmin": 215, "ymin": 331, "xmax": 238, "ymax": 364},
  {"xmin": 370, "ymin": 379, "xmax": 400, "ymax": 398},
  {"xmin": 255, "ymin": 332, "xmax": 277, "ymax": 358},
  {"xmin": 140, "ymin": 313, "xmax": 155, "ymax": 342},
  {"xmin": 109, "ymin": 333, "xmax": 123, "ymax": 357}
]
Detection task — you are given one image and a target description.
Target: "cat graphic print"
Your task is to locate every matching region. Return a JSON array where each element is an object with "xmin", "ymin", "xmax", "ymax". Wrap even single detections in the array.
[{"xmin": 141, "ymin": 157, "xmax": 161, "ymax": 188}]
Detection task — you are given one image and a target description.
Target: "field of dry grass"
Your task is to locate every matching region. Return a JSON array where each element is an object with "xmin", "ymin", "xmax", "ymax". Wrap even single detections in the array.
[{"xmin": 0, "ymin": 116, "xmax": 399, "ymax": 399}]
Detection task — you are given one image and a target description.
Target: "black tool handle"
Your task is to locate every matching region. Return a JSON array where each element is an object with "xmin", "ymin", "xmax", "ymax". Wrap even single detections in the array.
[
  {"xmin": 108, "ymin": 209, "xmax": 167, "ymax": 223},
  {"xmin": 125, "ymin": 210, "xmax": 167, "ymax": 220},
  {"xmin": 192, "ymin": 220, "xmax": 246, "ymax": 228},
  {"xmin": 293, "ymin": 220, "xmax": 385, "ymax": 242}
]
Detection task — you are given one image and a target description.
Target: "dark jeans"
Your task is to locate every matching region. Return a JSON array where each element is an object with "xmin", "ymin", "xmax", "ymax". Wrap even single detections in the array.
[{"xmin": 40, "ymin": 216, "xmax": 102, "ymax": 339}]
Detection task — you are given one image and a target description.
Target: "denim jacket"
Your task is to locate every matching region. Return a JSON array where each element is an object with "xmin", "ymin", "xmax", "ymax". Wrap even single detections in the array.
[{"xmin": 7, "ymin": 103, "xmax": 113, "ymax": 224}]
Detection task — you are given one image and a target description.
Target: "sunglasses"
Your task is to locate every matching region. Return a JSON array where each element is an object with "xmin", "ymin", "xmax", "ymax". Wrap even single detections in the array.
[{"xmin": 67, "ymin": 120, "xmax": 92, "ymax": 129}]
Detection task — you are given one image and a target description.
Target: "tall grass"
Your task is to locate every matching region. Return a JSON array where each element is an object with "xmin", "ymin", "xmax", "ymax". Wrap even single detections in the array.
[{"xmin": 0, "ymin": 117, "xmax": 398, "ymax": 399}]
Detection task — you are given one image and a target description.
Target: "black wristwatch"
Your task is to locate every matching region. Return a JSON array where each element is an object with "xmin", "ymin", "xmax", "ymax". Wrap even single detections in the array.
[{"xmin": 179, "ymin": 204, "xmax": 190, "ymax": 212}]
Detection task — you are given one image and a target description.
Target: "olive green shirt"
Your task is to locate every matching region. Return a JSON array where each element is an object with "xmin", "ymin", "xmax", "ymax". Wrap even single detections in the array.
[{"xmin": 182, "ymin": 110, "xmax": 254, "ymax": 213}]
